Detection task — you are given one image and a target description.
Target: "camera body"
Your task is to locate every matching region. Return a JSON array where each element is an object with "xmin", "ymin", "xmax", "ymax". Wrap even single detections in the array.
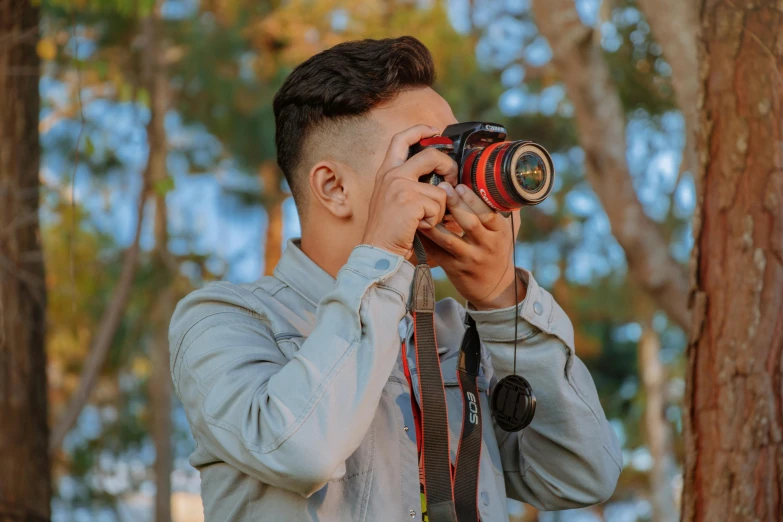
[{"xmin": 409, "ymin": 122, "xmax": 554, "ymax": 212}]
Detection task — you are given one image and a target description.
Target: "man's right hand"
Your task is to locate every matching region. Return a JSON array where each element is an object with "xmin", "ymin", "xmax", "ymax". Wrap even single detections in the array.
[{"xmin": 361, "ymin": 125, "xmax": 459, "ymax": 258}]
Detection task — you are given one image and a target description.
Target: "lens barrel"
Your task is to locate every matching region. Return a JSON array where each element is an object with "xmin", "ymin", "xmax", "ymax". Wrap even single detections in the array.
[{"xmin": 461, "ymin": 141, "xmax": 554, "ymax": 212}]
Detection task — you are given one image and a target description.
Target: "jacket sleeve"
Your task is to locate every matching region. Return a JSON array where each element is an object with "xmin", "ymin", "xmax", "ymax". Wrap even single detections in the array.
[
  {"xmin": 169, "ymin": 245, "xmax": 414, "ymax": 497},
  {"xmin": 466, "ymin": 268, "xmax": 622, "ymax": 511}
]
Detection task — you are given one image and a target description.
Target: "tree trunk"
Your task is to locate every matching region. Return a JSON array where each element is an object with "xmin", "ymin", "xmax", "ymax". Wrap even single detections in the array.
[
  {"xmin": 531, "ymin": 0, "xmax": 691, "ymax": 332},
  {"xmin": 260, "ymin": 161, "xmax": 284, "ymax": 276},
  {"xmin": 639, "ymin": 326, "xmax": 678, "ymax": 522},
  {"xmin": 0, "ymin": 0, "xmax": 51, "ymax": 520},
  {"xmin": 144, "ymin": 4, "xmax": 173, "ymax": 520},
  {"xmin": 152, "ymin": 285, "xmax": 173, "ymax": 522},
  {"xmin": 682, "ymin": 2, "xmax": 783, "ymax": 521}
]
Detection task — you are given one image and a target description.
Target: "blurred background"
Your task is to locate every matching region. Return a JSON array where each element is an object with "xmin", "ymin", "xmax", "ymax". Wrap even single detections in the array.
[{"xmin": 5, "ymin": 0, "xmax": 701, "ymax": 520}]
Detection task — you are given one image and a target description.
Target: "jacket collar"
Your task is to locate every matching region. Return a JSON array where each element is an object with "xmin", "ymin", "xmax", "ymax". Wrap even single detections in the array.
[{"xmin": 273, "ymin": 238, "xmax": 337, "ymax": 307}]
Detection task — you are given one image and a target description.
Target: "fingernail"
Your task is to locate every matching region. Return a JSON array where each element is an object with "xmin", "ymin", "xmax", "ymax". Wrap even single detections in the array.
[
  {"xmin": 455, "ymin": 184, "xmax": 467, "ymax": 195},
  {"xmin": 439, "ymin": 183, "xmax": 454, "ymax": 195}
]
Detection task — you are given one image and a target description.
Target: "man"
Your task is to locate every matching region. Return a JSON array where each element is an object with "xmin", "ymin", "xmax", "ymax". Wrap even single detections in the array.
[{"xmin": 170, "ymin": 36, "xmax": 621, "ymax": 521}]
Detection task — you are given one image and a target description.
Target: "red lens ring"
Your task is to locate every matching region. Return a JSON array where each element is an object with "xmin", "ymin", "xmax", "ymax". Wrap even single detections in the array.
[
  {"xmin": 473, "ymin": 142, "xmax": 512, "ymax": 212},
  {"xmin": 486, "ymin": 143, "xmax": 518, "ymax": 211},
  {"xmin": 473, "ymin": 143, "xmax": 499, "ymax": 208}
]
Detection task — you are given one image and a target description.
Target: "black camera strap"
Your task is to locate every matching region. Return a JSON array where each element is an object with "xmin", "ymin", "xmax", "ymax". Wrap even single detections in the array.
[
  {"xmin": 453, "ymin": 314, "xmax": 483, "ymax": 520},
  {"xmin": 409, "ymin": 235, "xmax": 483, "ymax": 522}
]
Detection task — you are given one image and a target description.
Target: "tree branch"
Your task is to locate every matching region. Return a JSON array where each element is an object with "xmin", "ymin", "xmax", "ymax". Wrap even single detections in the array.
[
  {"xmin": 48, "ymin": 158, "xmax": 149, "ymax": 453},
  {"xmin": 639, "ymin": 325, "xmax": 679, "ymax": 522},
  {"xmin": 636, "ymin": 0, "xmax": 699, "ymax": 182},
  {"xmin": 530, "ymin": 0, "xmax": 691, "ymax": 330},
  {"xmin": 143, "ymin": 5, "xmax": 175, "ymax": 521}
]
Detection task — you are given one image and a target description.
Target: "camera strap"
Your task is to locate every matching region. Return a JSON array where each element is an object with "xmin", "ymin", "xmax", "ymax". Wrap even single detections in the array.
[{"xmin": 408, "ymin": 235, "xmax": 483, "ymax": 522}]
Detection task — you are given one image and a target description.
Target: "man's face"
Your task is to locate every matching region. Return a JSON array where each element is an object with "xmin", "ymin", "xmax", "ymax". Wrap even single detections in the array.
[{"xmin": 352, "ymin": 87, "xmax": 463, "ymax": 263}]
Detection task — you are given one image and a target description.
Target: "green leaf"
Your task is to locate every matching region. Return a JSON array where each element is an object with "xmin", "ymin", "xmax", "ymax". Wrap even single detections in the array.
[
  {"xmin": 136, "ymin": 88, "xmax": 150, "ymax": 107},
  {"xmin": 84, "ymin": 135, "xmax": 95, "ymax": 157},
  {"xmin": 119, "ymin": 83, "xmax": 134, "ymax": 102},
  {"xmin": 153, "ymin": 177, "xmax": 175, "ymax": 195}
]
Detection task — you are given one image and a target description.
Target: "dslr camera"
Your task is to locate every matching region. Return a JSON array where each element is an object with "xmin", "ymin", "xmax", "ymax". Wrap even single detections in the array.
[{"xmin": 409, "ymin": 122, "xmax": 554, "ymax": 211}]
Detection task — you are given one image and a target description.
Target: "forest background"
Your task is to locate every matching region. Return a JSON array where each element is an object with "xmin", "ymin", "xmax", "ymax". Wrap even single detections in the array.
[{"xmin": 2, "ymin": 0, "xmax": 782, "ymax": 521}]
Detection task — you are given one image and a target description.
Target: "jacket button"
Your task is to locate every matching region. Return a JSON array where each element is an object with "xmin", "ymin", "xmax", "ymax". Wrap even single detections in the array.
[
  {"xmin": 374, "ymin": 258, "xmax": 390, "ymax": 270},
  {"xmin": 481, "ymin": 490, "xmax": 490, "ymax": 505},
  {"xmin": 404, "ymin": 425, "xmax": 409, "ymax": 432},
  {"xmin": 533, "ymin": 301, "xmax": 543, "ymax": 315},
  {"xmin": 409, "ymin": 510, "xmax": 416, "ymax": 517}
]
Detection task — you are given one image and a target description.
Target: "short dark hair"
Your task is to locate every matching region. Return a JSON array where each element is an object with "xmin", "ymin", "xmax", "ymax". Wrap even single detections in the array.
[{"xmin": 273, "ymin": 36, "xmax": 436, "ymax": 210}]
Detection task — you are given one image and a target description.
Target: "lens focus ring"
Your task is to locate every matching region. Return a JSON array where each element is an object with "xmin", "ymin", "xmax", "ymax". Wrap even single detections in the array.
[{"xmin": 484, "ymin": 144, "xmax": 513, "ymax": 211}]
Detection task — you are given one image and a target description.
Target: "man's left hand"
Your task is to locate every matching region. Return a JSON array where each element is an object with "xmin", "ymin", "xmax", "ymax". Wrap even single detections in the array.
[{"xmin": 417, "ymin": 183, "xmax": 526, "ymax": 310}]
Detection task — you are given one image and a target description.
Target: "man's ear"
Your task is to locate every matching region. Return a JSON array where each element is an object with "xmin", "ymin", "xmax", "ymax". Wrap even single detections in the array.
[{"xmin": 308, "ymin": 160, "xmax": 354, "ymax": 219}]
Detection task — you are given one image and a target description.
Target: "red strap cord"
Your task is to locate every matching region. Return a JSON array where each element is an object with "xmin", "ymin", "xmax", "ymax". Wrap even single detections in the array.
[{"xmin": 401, "ymin": 341, "xmax": 423, "ymax": 456}]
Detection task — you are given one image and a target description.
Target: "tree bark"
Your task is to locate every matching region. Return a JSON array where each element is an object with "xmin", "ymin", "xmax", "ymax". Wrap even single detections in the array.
[
  {"xmin": 260, "ymin": 161, "xmax": 284, "ymax": 276},
  {"xmin": 639, "ymin": 326, "xmax": 678, "ymax": 522},
  {"xmin": 682, "ymin": 2, "xmax": 783, "ymax": 521},
  {"xmin": 0, "ymin": 0, "xmax": 51, "ymax": 520},
  {"xmin": 531, "ymin": 0, "xmax": 691, "ymax": 332}
]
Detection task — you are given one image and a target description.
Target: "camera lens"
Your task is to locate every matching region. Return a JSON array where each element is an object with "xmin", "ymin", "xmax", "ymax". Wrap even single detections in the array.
[
  {"xmin": 514, "ymin": 152, "xmax": 546, "ymax": 193},
  {"xmin": 459, "ymin": 140, "xmax": 554, "ymax": 211}
]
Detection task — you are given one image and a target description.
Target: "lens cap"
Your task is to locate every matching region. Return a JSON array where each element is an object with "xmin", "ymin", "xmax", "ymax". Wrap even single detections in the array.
[{"xmin": 491, "ymin": 374, "xmax": 536, "ymax": 432}]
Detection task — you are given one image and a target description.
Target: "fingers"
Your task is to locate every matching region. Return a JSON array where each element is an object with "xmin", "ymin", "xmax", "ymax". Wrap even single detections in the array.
[
  {"xmin": 416, "ymin": 191, "xmax": 447, "ymax": 229},
  {"xmin": 437, "ymin": 183, "xmax": 482, "ymax": 239},
  {"xmin": 415, "ymin": 232, "xmax": 452, "ymax": 264},
  {"xmin": 396, "ymin": 147, "xmax": 459, "ymax": 186},
  {"xmin": 379, "ymin": 124, "xmax": 441, "ymax": 173},
  {"xmin": 391, "ymin": 178, "xmax": 448, "ymax": 229},
  {"xmin": 451, "ymin": 184, "xmax": 506, "ymax": 233},
  {"xmin": 419, "ymin": 223, "xmax": 471, "ymax": 258},
  {"xmin": 414, "ymin": 178, "xmax": 450, "ymax": 207},
  {"xmin": 416, "ymin": 181, "xmax": 448, "ymax": 229}
]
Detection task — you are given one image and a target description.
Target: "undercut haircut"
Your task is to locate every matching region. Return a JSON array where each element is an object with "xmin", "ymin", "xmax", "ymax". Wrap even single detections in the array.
[{"xmin": 273, "ymin": 36, "xmax": 436, "ymax": 213}]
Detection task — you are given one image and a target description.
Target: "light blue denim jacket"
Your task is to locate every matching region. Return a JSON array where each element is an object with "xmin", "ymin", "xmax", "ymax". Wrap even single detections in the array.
[{"xmin": 169, "ymin": 239, "xmax": 622, "ymax": 521}]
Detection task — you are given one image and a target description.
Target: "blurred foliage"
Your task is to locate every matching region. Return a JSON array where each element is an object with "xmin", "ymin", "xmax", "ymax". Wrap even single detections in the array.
[{"xmin": 36, "ymin": 0, "xmax": 693, "ymax": 519}]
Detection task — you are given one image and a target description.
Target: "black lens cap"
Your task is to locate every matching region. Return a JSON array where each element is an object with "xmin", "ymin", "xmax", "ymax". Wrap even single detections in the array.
[{"xmin": 491, "ymin": 374, "xmax": 536, "ymax": 432}]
